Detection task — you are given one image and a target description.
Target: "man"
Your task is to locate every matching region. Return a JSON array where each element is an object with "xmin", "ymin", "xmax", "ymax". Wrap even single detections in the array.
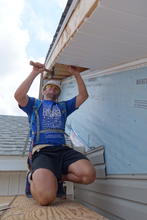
[{"xmin": 14, "ymin": 62, "xmax": 96, "ymax": 206}]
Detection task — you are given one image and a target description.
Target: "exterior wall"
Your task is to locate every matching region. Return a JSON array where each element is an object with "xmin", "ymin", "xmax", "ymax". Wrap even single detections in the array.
[
  {"xmin": 60, "ymin": 64, "xmax": 147, "ymax": 219},
  {"xmin": 0, "ymin": 171, "xmax": 26, "ymax": 196},
  {"xmin": 75, "ymin": 174, "xmax": 147, "ymax": 220},
  {"xmin": 74, "ymin": 147, "xmax": 147, "ymax": 220},
  {"xmin": 0, "ymin": 156, "xmax": 27, "ymax": 196},
  {"xmin": 60, "ymin": 65, "xmax": 147, "ymax": 175}
]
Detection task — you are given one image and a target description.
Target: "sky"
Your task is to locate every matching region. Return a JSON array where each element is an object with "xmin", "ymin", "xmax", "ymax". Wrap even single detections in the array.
[{"xmin": 0, "ymin": 0, "xmax": 68, "ymax": 116}]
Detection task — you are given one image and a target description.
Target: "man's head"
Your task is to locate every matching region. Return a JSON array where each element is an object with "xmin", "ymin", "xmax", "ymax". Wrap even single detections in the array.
[{"xmin": 42, "ymin": 80, "xmax": 61, "ymax": 100}]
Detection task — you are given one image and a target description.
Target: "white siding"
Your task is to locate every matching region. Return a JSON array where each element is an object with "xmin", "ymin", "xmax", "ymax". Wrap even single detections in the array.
[
  {"xmin": 0, "ymin": 171, "xmax": 26, "ymax": 195},
  {"xmin": 74, "ymin": 147, "xmax": 147, "ymax": 220}
]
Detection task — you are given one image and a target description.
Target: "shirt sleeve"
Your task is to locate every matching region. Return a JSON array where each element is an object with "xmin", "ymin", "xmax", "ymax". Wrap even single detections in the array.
[
  {"xmin": 19, "ymin": 97, "xmax": 36, "ymax": 117},
  {"xmin": 64, "ymin": 96, "xmax": 79, "ymax": 117}
]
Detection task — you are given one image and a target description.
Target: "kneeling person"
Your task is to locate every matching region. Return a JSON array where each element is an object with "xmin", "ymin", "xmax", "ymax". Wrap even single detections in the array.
[{"xmin": 14, "ymin": 62, "xmax": 96, "ymax": 206}]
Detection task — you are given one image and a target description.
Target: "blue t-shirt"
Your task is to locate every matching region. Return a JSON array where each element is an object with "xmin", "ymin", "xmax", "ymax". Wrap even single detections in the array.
[{"xmin": 19, "ymin": 97, "xmax": 78, "ymax": 146}]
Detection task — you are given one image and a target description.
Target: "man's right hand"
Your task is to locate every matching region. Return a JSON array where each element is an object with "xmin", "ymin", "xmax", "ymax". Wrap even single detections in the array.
[
  {"xmin": 14, "ymin": 61, "xmax": 45, "ymax": 107},
  {"xmin": 30, "ymin": 61, "xmax": 45, "ymax": 75}
]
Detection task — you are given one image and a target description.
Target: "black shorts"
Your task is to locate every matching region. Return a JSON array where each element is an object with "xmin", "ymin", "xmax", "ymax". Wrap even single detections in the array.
[{"xmin": 31, "ymin": 145, "xmax": 88, "ymax": 180}]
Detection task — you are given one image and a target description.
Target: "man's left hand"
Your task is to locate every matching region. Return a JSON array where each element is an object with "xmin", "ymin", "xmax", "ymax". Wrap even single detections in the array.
[{"xmin": 67, "ymin": 65, "xmax": 80, "ymax": 76}]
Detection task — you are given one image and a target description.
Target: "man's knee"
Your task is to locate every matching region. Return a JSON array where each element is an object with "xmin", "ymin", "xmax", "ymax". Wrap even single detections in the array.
[
  {"xmin": 81, "ymin": 168, "xmax": 96, "ymax": 184},
  {"xmin": 32, "ymin": 187, "xmax": 56, "ymax": 206},
  {"xmin": 37, "ymin": 192, "xmax": 56, "ymax": 206},
  {"xmin": 68, "ymin": 160, "xmax": 96, "ymax": 184},
  {"xmin": 82, "ymin": 173, "xmax": 96, "ymax": 184}
]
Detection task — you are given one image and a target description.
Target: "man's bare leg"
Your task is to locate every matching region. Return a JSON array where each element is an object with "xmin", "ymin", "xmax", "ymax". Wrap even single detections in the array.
[
  {"xmin": 30, "ymin": 168, "xmax": 57, "ymax": 206},
  {"xmin": 62, "ymin": 159, "xmax": 96, "ymax": 184}
]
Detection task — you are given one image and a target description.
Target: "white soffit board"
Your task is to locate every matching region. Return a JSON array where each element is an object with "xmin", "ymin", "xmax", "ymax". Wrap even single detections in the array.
[{"xmin": 55, "ymin": 0, "xmax": 147, "ymax": 71}]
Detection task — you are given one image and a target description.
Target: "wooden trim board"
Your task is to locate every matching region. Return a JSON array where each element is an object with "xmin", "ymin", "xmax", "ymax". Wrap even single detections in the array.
[{"xmin": 43, "ymin": 63, "xmax": 88, "ymax": 80}]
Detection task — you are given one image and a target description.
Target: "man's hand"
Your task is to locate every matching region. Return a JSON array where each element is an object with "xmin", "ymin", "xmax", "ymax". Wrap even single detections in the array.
[
  {"xmin": 30, "ymin": 61, "xmax": 45, "ymax": 75},
  {"xmin": 14, "ymin": 61, "xmax": 45, "ymax": 107},
  {"xmin": 67, "ymin": 65, "xmax": 80, "ymax": 76},
  {"xmin": 67, "ymin": 65, "xmax": 88, "ymax": 108}
]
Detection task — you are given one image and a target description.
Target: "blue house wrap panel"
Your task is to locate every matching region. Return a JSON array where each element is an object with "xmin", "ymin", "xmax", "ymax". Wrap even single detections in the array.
[{"xmin": 60, "ymin": 66, "xmax": 147, "ymax": 174}]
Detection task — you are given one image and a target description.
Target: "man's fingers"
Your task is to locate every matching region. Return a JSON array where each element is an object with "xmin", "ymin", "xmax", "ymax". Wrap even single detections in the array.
[
  {"xmin": 30, "ymin": 60, "xmax": 45, "ymax": 68},
  {"xmin": 67, "ymin": 66, "xmax": 79, "ymax": 75},
  {"xmin": 36, "ymin": 62, "xmax": 45, "ymax": 68},
  {"xmin": 40, "ymin": 68, "xmax": 45, "ymax": 72}
]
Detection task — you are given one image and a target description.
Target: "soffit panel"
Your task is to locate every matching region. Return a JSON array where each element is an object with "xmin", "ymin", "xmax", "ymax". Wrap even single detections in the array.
[{"xmin": 45, "ymin": 0, "xmax": 147, "ymax": 79}]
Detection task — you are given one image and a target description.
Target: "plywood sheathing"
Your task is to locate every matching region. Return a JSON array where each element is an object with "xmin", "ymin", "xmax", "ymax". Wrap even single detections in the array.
[
  {"xmin": 43, "ymin": 63, "xmax": 88, "ymax": 80},
  {"xmin": 45, "ymin": 0, "xmax": 99, "ymax": 72},
  {"xmin": 0, "ymin": 195, "xmax": 109, "ymax": 220}
]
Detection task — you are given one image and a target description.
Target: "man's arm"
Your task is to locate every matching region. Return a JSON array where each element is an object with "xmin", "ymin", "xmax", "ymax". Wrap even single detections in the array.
[
  {"xmin": 14, "ymin": 62, "xmax": 45, "ymax": 107},
  {"xmin": 68, "ymin": 66, "xmax": 89, "ymax": 108}
]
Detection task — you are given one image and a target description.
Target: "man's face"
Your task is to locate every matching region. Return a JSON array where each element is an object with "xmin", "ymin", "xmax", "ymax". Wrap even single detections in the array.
[{"xmin": 43, "ymin": 84, "xmax": 61, "ymax": 99}]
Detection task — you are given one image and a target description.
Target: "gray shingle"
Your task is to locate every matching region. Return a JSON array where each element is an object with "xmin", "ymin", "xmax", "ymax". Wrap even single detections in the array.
[{"xmin": 0, "ymin": 115, "xmax": 30, "ymax": 155}]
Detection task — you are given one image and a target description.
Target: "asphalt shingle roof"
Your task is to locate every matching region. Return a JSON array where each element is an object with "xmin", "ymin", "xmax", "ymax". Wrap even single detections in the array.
[{"xmin": 0, "ymin": 115, "xmax": 30, "ymax": 155}]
